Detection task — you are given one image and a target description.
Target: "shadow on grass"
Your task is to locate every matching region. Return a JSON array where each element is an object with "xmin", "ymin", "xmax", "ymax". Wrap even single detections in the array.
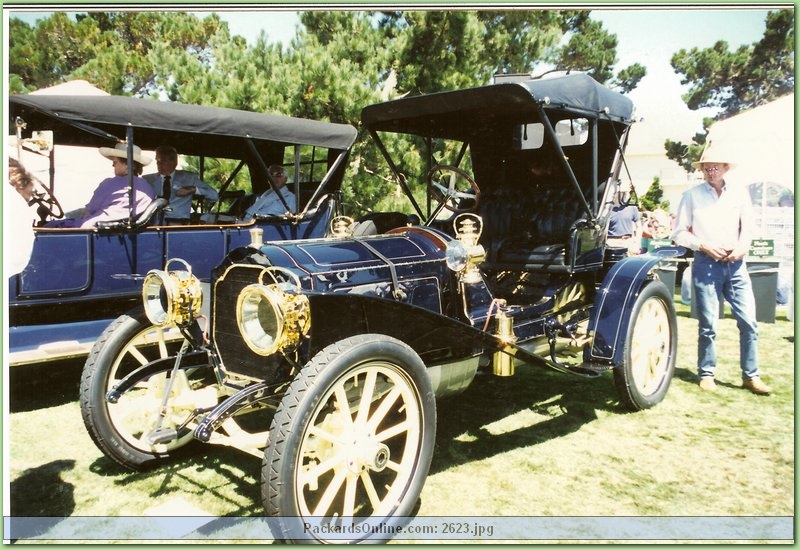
[
  {"xmin": 672, "ymin": 366, "xmax": 697, "ymax": 384},
  {"xmin": 10, "ymin": 459, "xmax": 76, "ymax": 517},
  {"xmin": 89, "ymin": 442, "xmax": 264, "ymax": 516},
  {"xmin": 8, "ymin": 460, "xmax": 77, "ymax": 541},
  {"xmin": 9, "ymin": 358, "xmax": 84, "ymax": 413},
  {"xmin": 430, "ymin": 364, "xmax": 620, "ymax": 475}
]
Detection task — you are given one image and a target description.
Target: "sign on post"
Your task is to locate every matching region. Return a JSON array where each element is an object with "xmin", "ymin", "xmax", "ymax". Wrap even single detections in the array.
[{"xmin": 748, "ymin": 239, "xmax": 775, "ymax": 257}]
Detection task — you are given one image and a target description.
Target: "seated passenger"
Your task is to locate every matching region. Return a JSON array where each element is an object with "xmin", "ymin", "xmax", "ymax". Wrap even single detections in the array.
[
  {"xmin": 144, "ymin": 145, "xmax": 219, "ymax": 223},
  {"xmin": 242, "ymin": 165, "xmax": 296, "ymax": 221},
  {"xmin": 46, "ymin": 143, "xmax": 154, "ymax": 228}
]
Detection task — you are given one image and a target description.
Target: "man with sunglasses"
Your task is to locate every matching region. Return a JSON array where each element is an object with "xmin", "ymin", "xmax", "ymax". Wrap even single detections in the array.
[
  {"xmin": 672, "ymin": 143, "xmax": 771, "ymax": 395},
  {"xmin": 242, "ymin": 164, "xmax": 296, "ymax": 221}
]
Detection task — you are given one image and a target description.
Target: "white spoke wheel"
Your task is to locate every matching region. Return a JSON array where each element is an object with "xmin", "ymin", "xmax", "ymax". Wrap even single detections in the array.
[
  {"xmin": 264, "ymin": 334, "xmax": 436, "ymax": 543},
  {"xmin": 79, "ymin": 308, "xmax": 212, "ymax": 470},
  {"xmin": 614, "ymin": 280, "xmax": 677, "ymax": 411}
]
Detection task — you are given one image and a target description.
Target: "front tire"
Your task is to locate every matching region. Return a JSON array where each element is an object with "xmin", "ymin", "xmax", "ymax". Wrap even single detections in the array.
[
  {"xmin": 614, "ymin": 280, "xmax": 677, "ymax": 411},
  {"xmin": 79, "ymin": 308, "xmax": 212, "ymax": 470},
  {"xmin": 263, "ymin": 334, "xmax": 436, "ymax": 543}
]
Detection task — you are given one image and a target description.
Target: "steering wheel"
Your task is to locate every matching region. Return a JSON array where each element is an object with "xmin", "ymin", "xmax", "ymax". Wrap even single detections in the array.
[
  {"xmin": 427, "ymin": 164, "xmax": 480, "ymax": 213},
  {"xmin": 29, "ymin": 185, "xmax": 64, "ymax": 224}
]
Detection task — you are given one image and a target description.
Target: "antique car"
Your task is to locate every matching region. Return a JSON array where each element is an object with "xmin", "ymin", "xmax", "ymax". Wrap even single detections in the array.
[
  {"xmin": 8, "ymin": 93, "xmax": 356, "ymax": 366},
  {"xmin": 79, "ymin": 73, "xmax": 680, "ymax": 542}
]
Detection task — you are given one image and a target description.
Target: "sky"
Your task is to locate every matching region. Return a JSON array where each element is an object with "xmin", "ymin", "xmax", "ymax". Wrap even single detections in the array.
[{"xmin": 7, "ymin": 5, "xmax": 776, "ymax": 153}]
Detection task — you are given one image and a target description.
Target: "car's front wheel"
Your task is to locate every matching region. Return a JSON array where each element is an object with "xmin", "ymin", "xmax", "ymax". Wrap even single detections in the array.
[
  {"xmin": 79, "ymin": 308, "xmax": 215, "ymax": 470},
  {"xmin": 614, "ymin": 280, "xmax": 677, "ymax": 411},
  {"xmin": 263, "ymin": 334, "xmax": 436, "ymax": 543}
]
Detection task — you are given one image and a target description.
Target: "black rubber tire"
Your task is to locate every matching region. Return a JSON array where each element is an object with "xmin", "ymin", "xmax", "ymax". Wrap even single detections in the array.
[
  {"xmin": 263, "ymin": 334, "xmax": 436, "ymax": 543},
  {"xmin": 614, "ymin": 280, "xmax": 677, "ymax": 411},
  {"xmin": 79, "ymin": 308, "xmax": 198, "ymax": 471}
]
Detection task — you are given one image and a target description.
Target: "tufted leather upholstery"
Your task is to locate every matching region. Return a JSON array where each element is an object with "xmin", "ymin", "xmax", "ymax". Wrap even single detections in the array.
[{"xmin": 479, "ymin": 185, "xmax": 585, "ymax": 271}]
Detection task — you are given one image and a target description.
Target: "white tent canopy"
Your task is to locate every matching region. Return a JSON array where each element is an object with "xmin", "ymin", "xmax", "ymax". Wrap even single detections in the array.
[
  {"xmin": 29, "ymin": 79, "xmax": 110, "ymax": 97},
  {"xmin": 705, "ymin": 93, "xmax": 794, "ymax": 190}
]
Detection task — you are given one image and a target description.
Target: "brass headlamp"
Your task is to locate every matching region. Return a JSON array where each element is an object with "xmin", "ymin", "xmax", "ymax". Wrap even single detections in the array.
[
  {"xmin": 142, "ymin": 258, "xmax": 203, "ymax": 327},
  {"xmin": 237, "ymin": 267, "xmax": 310, "ymax": 356},
  {"xmin": 445, "ymin": 213, "xmax": 486, "ymax": 284}
]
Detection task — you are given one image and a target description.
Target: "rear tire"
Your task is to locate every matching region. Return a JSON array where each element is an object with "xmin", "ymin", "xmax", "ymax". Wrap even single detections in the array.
[
  {"xmin": 614, "ymin": 280, "xmax": 677, "ymax": 411},
  {"xmin": 263, "ymin": 334, "xmax": 436, "ymax": 543}
]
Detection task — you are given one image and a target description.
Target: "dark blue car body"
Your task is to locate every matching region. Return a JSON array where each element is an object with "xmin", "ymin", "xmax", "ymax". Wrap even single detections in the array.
[{"xmin": 77, "ymin": 74, "xmax": 681, "ymax": 543}]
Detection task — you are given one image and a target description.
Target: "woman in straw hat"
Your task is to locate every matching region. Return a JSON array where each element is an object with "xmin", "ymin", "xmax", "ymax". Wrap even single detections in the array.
[
  {"xmin": 46, "ymin": 142, "xmax": 155, "ymax": 228},
  {"xmin": 671, "ymin": 142, "xmax": 772, "ymax": 395}
]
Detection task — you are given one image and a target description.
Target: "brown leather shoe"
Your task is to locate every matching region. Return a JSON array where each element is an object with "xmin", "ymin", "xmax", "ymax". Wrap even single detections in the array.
[
  {"xmin": 698, "ymin": 377, "xmax": 717, "ymax": 392},
  {"xmin": 743, "ymin": 377, "xmax": 772, "ymax": 395}
]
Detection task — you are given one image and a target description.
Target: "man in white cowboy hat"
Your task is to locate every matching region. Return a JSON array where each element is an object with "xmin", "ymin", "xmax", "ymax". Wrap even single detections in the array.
[
  {"xmin": 671, "ymin": 142, "xmax": 772, "ymax": 395},
  {"xmin": 46, "ymin": 142, "xmax": 155, "ymax": 228}
]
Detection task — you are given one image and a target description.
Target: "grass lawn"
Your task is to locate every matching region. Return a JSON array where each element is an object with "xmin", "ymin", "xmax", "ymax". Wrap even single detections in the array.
[{"xmin": 6, "ymin": 302, "xmax": 794, "ymax": 543}]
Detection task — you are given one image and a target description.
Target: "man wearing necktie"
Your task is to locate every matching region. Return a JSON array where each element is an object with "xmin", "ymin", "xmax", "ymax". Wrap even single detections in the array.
[
  {"xmin": 144, "ymin": 145, "xmax": 219, "ymax": 224},
  {"xmin": 162, "ymin": 174, "xmax": 171, "ymax": 200}
]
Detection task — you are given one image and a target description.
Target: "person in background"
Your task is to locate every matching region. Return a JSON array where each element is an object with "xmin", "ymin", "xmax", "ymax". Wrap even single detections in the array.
[
  {"xmin": 671, "ymin": 144, "xmax": 771, "ymax": 395},
  {"xmin": 606, "ymin": 181, "xmax": 641, "ymax": 255},
  {"xmin": 7, "ymin": 158, "xmax": 37, "ymax": 276},
  {"xmin": 144, "ymin": 145, "xmax": 218, "ymax": 224},
  {"xmin": 46, "ymin": 143, "xmax": 154, "ymax": 228},
  {"xmin": 242, "ymin": 164, "xmax": 296, "ymax": 220}
]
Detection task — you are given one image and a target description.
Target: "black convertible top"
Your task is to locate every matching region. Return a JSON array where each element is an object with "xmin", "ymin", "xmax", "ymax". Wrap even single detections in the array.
[
  {"xmin": 10, "ymin": 94, "xmax": 358, "ymax": 158},
  {"xmin": 361, "ymin": 73, "xmax": 634, "ymax": 140}
]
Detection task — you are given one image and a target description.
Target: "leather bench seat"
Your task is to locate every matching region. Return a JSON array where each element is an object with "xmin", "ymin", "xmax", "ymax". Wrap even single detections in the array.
[{"xmin": 479, "ymin": 186, "xmax": 582, "ymax": 271}]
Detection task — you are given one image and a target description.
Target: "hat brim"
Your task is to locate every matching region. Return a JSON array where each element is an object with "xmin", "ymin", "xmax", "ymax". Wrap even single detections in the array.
[
  {"xmin": 99, "ymin": 146, "xmax": 152, "ymax": 166},
  {"xmin": 692, "ymin": 160, "xmax": 737, "ymax": 170}
]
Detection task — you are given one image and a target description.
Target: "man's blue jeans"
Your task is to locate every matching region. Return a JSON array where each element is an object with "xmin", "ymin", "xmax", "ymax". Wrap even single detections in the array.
[{"xmin": 692, "ymin": 252, "xmax": 759, "ymax": 380}]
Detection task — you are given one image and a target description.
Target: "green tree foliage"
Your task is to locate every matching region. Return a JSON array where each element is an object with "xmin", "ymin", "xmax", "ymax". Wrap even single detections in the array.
[
  {"xmin": 9, "ymin": 12, "xmax": 227, "ymax": 96},
  {"xmin": 639, "ymin": 176, "xmax": 670, "ymax": 212},
  {"xmin": 666, "ymin": 9, "xmax": 794, "ymax": 172},
  {"xmin": 9, "ymin": 9, "xmax": 642, "ymax": 214},
  {"xmin": 9, "ymin": 12, "xmax": 103, "ymax": 93}
]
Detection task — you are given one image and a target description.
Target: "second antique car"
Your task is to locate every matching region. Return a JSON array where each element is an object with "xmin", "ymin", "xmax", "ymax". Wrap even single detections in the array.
[
  {"xmin": 79, "ymin": 73, "xmax": 680, "ymax": 542},
  {"xmin": 8, "ymin": 93, "xmax": 356, "ymax": 366}
]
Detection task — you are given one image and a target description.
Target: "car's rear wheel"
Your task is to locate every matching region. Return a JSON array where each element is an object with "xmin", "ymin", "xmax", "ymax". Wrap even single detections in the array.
[
  {"xmin": 79, "ymin": 308, "xmax": 214, "ymax": 470},
  {"xmin": 614, "ymin": 280, "xmax": 677, "ymax": 411},
  {"xmin": 264, "ymin": 334, "xmax": 436, "ymax": 543}
]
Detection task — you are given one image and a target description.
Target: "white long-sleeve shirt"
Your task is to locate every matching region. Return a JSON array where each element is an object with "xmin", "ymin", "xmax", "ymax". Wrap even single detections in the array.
[
  {"xmin": 243, "ymin": 186, "xmax": 296, "ymax": 220},
  {"xmin": 671, "ymin": 180, "xmax": 753, "ymax": 252},
  {"xmin": 144, "ymin": 170, "xmax": 219, "ymax": 220}
]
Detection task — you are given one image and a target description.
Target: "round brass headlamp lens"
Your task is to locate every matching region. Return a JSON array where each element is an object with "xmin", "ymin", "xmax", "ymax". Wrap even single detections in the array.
[
  {"xmin": 236, "ymin": 283, "xmax": 310, "ymax": 356},
  {"xmin": 237, "ymin": 284, "xmax": 285, "ymax": 356},
  {"xmin": 142, "ymin": 268, "xmax": 202, "ymax": 327}
]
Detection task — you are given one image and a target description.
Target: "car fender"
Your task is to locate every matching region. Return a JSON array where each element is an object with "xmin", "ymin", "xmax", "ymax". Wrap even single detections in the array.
[{"xmin": 586, "ymin": 246, "xmax": 684, "ymax": 365}]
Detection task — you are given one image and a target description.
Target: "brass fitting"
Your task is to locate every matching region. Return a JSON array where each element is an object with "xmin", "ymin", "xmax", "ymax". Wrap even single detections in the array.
[
  {"xmin": 492, "ymin": 301, "xmax": 516, "ymax": 377},
  {"xmin": 249, "ymin": 227, "xmax": 264, "ymax": 248}
]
